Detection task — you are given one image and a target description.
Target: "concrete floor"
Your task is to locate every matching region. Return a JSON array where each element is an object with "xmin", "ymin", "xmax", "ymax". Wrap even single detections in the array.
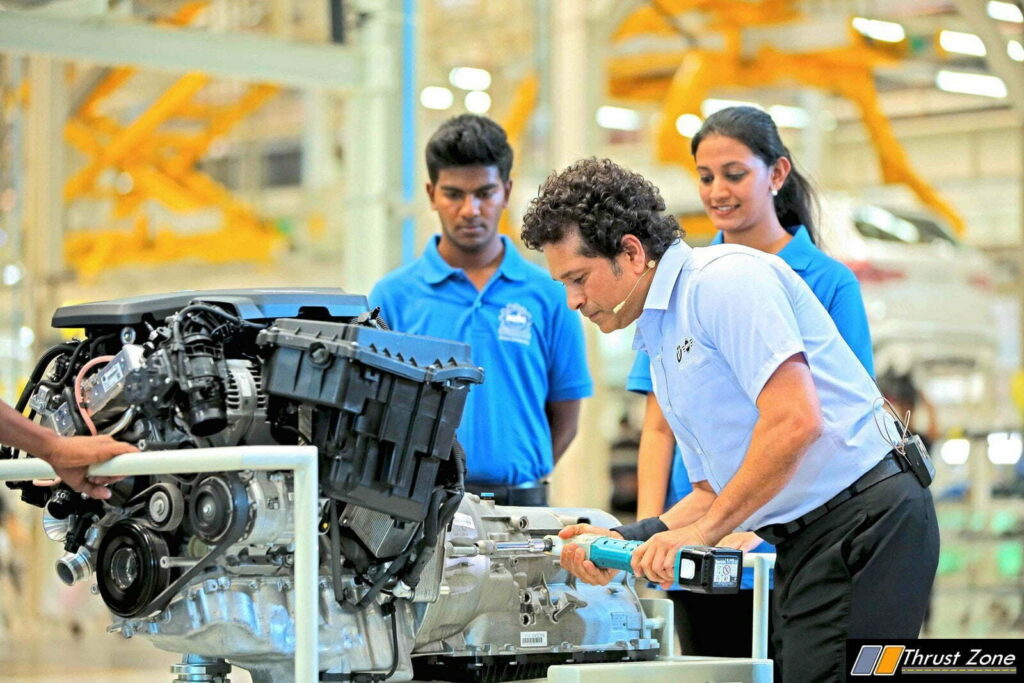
[{"xmin": 0, "ymin": 634, "xmax": 253, "ymax": 683}]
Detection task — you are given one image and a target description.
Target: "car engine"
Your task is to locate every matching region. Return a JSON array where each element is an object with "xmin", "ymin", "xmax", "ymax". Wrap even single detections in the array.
[{"xmin": 2, "ymin": 289, "xmax": 662, "ymax": 682}]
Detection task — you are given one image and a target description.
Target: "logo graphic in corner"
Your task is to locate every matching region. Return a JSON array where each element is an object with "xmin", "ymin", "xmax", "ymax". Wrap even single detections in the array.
[
  {"xmin": 498, "ymin": 303, "xmax": 533, "ymax": 345},
  {"xmin": 849, "ymin": 640, "xmax": 1019, "ymax": 679},
  {"xmin": 851, "ymin": 646, "xmax": 906, "ymax": 676}
]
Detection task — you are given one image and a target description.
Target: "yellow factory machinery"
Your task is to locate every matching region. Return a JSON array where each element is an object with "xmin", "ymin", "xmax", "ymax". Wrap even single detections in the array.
[
  {"xmin": 59, "ymin": 2, "xmax": 282, "ymax": 279},
  {"xmin": 606, "ymin": 0, "xmax": 966, "ymax": 234}
]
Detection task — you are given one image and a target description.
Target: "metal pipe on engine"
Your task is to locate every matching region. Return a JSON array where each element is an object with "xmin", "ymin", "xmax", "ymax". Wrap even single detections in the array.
[{"xmin": 55, "ymin": 526, "xmax": 101, "ymax": 585}]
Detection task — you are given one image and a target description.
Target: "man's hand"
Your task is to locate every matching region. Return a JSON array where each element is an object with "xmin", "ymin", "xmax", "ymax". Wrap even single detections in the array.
[
  {"xmin": 557, "ymin": 523, "xmax": 623, "ymax": 586},
  {"xmin": 717, "ymin": 531, "xmax": 765, "ymax": 552},
  {"xmin": 0, "ymin": 399, "xmax": 137, "ymax": 499},
  {"xmin": 631, "ymin": 524, "xmax": 708, "ymax": 587},
  {"xmin": 42, "ymin": 434, "xmax": 138, "ymax": 500}
]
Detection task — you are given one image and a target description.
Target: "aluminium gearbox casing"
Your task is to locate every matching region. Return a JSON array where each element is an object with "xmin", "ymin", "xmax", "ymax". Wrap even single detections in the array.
[{"xmin": 413, "ymin": 501, "xmax": 661, "ymax": 680}]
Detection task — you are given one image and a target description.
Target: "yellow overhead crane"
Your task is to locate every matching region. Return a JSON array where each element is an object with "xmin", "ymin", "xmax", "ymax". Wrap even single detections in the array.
[
  {"xmin": 59, "ymin": 2, "xmax": 283, "ymax": 279},
  {"xmin": 607, "ymin": 0, "xmax": 967, "ymax": 235}
]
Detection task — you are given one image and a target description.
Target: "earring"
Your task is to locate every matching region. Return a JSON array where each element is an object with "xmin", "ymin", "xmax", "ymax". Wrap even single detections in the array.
[
  {"xmin": 647, "ymin": 260, "xmax": 656, "ymax": 269},
  {"xmin": 771, "ymin": 188, "xmax": 778, "ymax": 197}
]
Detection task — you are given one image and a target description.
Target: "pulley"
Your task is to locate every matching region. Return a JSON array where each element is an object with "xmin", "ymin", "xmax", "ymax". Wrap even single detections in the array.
[
  {"xmin": 95, "ymin": 520, "xmax": 171, "ymax": 617},
  {"xmin": 188, "ymin": 474, "xmax": 249, "ymax": 545}
]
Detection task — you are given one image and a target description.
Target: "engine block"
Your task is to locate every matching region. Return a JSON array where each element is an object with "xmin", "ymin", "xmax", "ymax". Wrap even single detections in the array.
[{"xmin": 3, "ymin": 289, "xmax": 662, "ymax": 682}]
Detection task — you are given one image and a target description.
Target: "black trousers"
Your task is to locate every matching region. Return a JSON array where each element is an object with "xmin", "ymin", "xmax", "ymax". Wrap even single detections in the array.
[
  {"xmin": 670, "ymin": 589, "xmax": 775, "ymax": 659},
  {"xmin": 770, "ymin": 470, "xmax": 939, "ymax": 683}
]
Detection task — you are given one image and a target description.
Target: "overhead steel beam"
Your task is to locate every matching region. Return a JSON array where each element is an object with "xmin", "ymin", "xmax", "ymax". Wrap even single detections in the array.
[{"xmin": 0, "ymin": 9, "xmax": 363, "ymax": 90}]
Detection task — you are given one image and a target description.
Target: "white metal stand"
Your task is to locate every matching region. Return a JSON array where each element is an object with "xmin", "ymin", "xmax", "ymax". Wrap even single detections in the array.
[
  {"xmin": 538, "ymin": 553, "xmax": 779, "ymax": 681},
  {"xmin": 745, "ymin": 552, "xmax": 776, "ymax": 659}
]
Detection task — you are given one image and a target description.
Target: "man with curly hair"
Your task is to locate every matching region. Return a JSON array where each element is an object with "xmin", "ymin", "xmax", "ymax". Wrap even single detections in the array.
[
  {"xmin": 368, "ymin": 115, "xmax": 592, "ymax": 506},
  {"xmin": 521, "ymin": 158, "xmax": 938, "ymax": 682}
]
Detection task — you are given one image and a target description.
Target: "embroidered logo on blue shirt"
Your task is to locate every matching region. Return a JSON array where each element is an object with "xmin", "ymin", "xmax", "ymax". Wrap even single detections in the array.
[
  {"xmin": 676, "ymin": 337, "xmax": 694, "ymax": 363},
  {"xmin": 498, "ymin": 303, "xmax": 533, "ymax": 345}
]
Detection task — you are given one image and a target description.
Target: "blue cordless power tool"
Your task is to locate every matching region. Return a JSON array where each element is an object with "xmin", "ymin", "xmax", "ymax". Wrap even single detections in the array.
[{"xmin": 546, "ymin": 533, "xmax": 743, "ymax": 594}]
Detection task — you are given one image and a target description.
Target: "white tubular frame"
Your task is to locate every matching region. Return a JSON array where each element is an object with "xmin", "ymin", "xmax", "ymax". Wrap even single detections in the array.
[
  {"xmin": 0, "ymin": 446, "xmax": 320, "ymax": 681},
  {"xmin": 743, "ymin": 552, "xmax": 777, "ymax": 660}
]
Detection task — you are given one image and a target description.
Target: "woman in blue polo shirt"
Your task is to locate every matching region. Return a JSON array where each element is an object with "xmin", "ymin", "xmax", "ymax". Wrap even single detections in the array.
[{"xmin": 628, "ymin": 105, "xmax": 874, "ymax": 658}]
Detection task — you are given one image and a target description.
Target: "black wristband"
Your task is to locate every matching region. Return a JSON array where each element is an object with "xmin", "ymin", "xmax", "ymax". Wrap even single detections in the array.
[{"xmin": 611, "ymin": 516, "xmax": 668, "ymax": 542}]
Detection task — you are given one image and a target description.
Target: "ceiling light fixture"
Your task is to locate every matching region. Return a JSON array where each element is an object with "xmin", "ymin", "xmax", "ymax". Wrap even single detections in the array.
[
  {"xmin": 987, "ymin": 1, "xmax": 1024, "ymax": 23},
  {"xmin": 420, "ymin": 86, "xmax": 454, "ymax": 110},
  {"xmin": 939, "ymin": 30, "xmax": 987, "ymax": 57},
  {"xmin": 1008, "ymin": 40, "xmax": 1024, "ymax": 62},
  {"xmin": 987, "ymin": 432, "xmax": 1023, "ymax": 465},
  {"xmin": 852, "ymin": 17, "xmax": 906, "ymax": 43},
  {"xmin": 596, "ymin": 106, "xmax": 642, "ymax": 131},
  {"xmin": 939, "ymin": 438, "xmax": 970, "ymax": 465},
  {"xmin": 449, "ymin": 67, "xmax": 492, "ymax": 91},
  {"xmin": 936, "ymin": 69, "xmax": 1008, "ymax": 98},
  {"xmin": 464, "ymin": 90, "xmax": 491, "ymax": 114},
  {"xmin": 675, "ymin": 113, "xmax": 703, "ymax": 137}
]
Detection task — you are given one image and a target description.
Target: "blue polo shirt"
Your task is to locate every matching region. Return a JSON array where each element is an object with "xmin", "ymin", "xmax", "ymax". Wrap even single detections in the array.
[
  {"xmin": 628, "ymin": 228, "xmax": 875, "ymax": 586},
  {"xmin": 369, "ymin": 235, "xmax": 592, "ymax": 485},
  {"xmin": 633, "ymin": 240, "xmax": 888, "ymax": 529}
]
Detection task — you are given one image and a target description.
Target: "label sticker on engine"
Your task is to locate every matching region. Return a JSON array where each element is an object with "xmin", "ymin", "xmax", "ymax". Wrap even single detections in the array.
[
  {"xmin": 520, "ymin": 631, "xmax": 548, "ymax": 648},
  {"xmin": 101, "ymin": 362, "xmax": 124, "ymax": 392},
  {"xmin": 450, "ymin": 512, "xmax": 477, "ymax": 540}
]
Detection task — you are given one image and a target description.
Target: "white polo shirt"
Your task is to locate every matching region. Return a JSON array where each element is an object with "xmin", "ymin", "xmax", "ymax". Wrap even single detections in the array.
[{"xmin": 633, "ymin": 240, "xmax": 890, "ymax": 530}]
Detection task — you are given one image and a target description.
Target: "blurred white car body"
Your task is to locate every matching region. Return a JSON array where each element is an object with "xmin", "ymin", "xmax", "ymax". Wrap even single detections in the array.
[{"xmin": 817, "ymin": 194, "xmax": 998, "ymax": 427}]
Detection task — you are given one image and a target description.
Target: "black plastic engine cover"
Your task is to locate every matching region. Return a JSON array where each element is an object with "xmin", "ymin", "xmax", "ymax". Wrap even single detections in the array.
[{"xmin": 259, "ymin": 319, "xmax": 483, "ymax": 522}]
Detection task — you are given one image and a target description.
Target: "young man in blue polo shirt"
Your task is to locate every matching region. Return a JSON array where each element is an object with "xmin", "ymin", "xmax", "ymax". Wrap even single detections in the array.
[{"xmin": 369, "ymin": 115, "xmax": 592, "ymax": 505}]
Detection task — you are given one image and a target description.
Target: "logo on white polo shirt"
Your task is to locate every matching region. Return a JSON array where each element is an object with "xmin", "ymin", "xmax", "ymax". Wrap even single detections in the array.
[
  {"xmin": 498, "ymin": 302, "xmax": 533, "ymax": 345},
  {"xmin": 676, "ymin": 337, "xmax": 694, "ymax": 362}
]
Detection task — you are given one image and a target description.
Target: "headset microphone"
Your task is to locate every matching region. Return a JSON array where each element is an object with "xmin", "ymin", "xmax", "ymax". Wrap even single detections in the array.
[{"xmin": 611, "ymin": 260, "xmax": 657, "ymax": 314}]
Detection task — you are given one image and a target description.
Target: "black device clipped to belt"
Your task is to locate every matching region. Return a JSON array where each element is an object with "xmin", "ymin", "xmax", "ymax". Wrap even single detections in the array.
[
  {"xmin": 874, "ymin": 398, "xmax": 934, "ymax": 489},
  {"xmin": 896, "ymin": 432, "xmax": 934, "ymax": 488}
]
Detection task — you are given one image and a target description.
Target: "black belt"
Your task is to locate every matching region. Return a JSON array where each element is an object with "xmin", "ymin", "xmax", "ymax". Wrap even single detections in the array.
[
  {"xmin": 757, "ymin": 451, "xmax": 907, "ymax": 545},
  {"xmin": 465, "ymin": 480, "xmax": 548, "ymax": 506}
]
